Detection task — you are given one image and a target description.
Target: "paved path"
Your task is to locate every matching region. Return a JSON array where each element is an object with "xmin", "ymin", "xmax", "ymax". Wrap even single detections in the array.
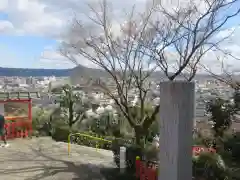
[{"xmin": 0, "ymin": 137, "xmax": 116, "ymax": 180}]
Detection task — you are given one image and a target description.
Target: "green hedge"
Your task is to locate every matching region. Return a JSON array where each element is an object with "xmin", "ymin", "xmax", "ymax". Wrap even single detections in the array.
[
  {"xmin": 51, "ymin": 126, "xmax": 77, "ymax": 142},
  {"xmin": 51, "ymin": 126, "xmax": 134, "ymax": 151},
  {"xmin": 70, "ymin": 131, "xmax": 134, "ymax": 150},
  {"xmin": 223, "ymin": 132, "xmax": 240, "ymax": 164},
  {"xmin": 52, "ymin": 126, "xmax": 69, "ymax": 142},
  {"xmin": 193, "ymin": 152, "xmax": 229, "ymax": 180}
]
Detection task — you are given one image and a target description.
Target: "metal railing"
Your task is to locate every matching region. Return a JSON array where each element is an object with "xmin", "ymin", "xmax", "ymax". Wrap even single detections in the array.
[{"xmin": 67, "ymin": 132, "xmax": 112, "ymax": 155}]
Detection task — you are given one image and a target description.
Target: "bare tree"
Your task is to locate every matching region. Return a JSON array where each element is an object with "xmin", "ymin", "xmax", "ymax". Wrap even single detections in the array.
[
  {"xmin": 60, "ymin": 0, "xmax": 239, "ymax": 145},
  {"xmin": 60, "ymin": 0, "xmax": 159, "ymax": 146},
  {"xmin": 204, "ymin": 63, "xmax": 240, "ymax": 90},
  {"xmin": 196, "ymin": 32, "xmax": 240, "ymax": 90},
  {"xmin": 147, "ymin": 0, "xmax": 240, "ymax": 81}
]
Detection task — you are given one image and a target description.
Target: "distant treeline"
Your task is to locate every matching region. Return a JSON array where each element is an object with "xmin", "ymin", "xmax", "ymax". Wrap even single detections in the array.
[{"xmin": 0, "ymin": 67, "xmax": 72, "ymax": 77}]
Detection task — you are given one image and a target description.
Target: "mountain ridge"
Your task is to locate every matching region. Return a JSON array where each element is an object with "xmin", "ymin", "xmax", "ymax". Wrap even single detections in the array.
[
  {"xmin": 0, "ymin": 67, "xmax": 72, "ymax": 77},
  {"xmin": 0, "ymin": 66, "xmax": 220, "ymax": 80}
]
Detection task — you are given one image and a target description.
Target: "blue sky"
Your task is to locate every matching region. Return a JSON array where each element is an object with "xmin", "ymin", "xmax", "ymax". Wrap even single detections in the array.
[
  {"xmin": 0, "ymin": 35, "xmax": 56, "ymax": 68},
  {"xmin": 0, "ymin": 0, "xmax": 239, "ymax": 71},
  {"xmin": 0, "ymin": 10, "xmax": 61, "ymax": 69}
]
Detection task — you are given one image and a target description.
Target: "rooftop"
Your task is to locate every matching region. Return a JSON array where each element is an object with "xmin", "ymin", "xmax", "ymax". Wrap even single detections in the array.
[{"xmin": 0, "ymin": 92, "xmax": 40, "ymax": 100}]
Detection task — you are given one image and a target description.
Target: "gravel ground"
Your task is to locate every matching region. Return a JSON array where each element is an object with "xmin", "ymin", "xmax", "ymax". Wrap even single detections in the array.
[{"xmin": 0, "ymin": 137, "xmax": 116, "ymax": 180}]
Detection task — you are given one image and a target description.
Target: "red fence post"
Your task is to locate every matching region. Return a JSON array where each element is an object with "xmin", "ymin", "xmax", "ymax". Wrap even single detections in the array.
[
  {"xmin": 28, "ymin": 99, "xmax": 32, "ymax": 137},
  {"xmin": 147, "ymin": 168, "xmax": 157, "ymax": 180},
  {"xmin": 11, "ymin": 121, "xmax": 15, "ymax": 139},
  {"xmin": 4, "ymin": 123, "xmax": 10, "ymax": 139},
  {"xmin": 136, "ymin": 156, "xmax": 141, "ymax": 178},
  {"xmin": 139, "ymin": 162, "xmax": 145, "ymax": 180},
  {"xmin": 16, "ymin": 120, "xmax": 20, "ymax": 138},
  {"xmin": 24, "ymin": 120, "xmax": 29, "ymax": 138}
]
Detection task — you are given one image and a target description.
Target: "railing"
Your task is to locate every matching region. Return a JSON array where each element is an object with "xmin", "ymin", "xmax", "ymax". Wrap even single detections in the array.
[
  {"xmin": 68, "ymin": 133, "xmax": 112, "ymax": 155},
  {"xmin": 3, "ymin": 116, "xmax": 32, "ymax": 139},
  {"xmin": 67, "ymin": 132, "xmax": 135, "ymax": 155}
]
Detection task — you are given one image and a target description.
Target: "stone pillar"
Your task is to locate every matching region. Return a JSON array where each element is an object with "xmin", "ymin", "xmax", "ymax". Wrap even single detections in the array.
[
  {"xmin": 159, "ymin": 81, "xmax": 195, "ymax": 180},
  {"xmin": 120, "ymin": 146, "xmax": 126, "ymax": 173},
  {"xmin": 0, "ymin": 103, "xmax": 4, "ymax": 115}
]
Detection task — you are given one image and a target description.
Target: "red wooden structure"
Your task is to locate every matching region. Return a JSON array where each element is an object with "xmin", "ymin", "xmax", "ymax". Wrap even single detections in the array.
[
  {"xmin": 135, "ymin": 146, "xmax": 216, "ymax": 180},
  {"xmin": 0, "ymin": 92, "xmax": 39, "ymax": 139},
  {"xmin": 136, "ymin": 157, "xmax": 158, "ymax": 180}
]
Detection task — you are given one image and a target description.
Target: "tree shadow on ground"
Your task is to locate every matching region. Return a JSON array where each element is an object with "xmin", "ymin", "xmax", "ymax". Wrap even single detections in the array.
[
  {"xmin": 100, "ymin": 167, "xmax": 136, "ymax": 180},
  {"xmin": 0, "ymin": 143, "xmax": 121, "ymax": 180}
]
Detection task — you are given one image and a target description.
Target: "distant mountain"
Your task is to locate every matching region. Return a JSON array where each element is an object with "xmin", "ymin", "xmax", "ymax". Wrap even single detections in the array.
[
  {"xmin": 0, "ymin": 65, "xmax": 217, "ymax": 81},
  {"xmin": 70, "ymin": 65, "xmax": 214, "ymax": 84},
  {"xmin": 0, "ymin": 67, "xmax": 72, "ymax": 77}
]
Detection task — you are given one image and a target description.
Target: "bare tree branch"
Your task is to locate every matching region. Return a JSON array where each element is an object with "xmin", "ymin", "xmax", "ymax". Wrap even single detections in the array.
[
  {"xmin": 147, "ymin": 0, "xmax": 240, "ymax": 81},
  {"xmin": 60, "ymin": 0, "xmax": 160, "ymax": 145}
]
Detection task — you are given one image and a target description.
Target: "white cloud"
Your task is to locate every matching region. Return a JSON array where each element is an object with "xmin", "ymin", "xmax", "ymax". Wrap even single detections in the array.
[
  {"xmin": 40, "ymin": 46, "xmax": 98, "ymax": 69},
  {"xmin": 1, "ymin": 0, "xmax": 238, "ymax": 41},
  {"xmin": 0, "ymin": 0, "xmax": 239, "ymax": 73},
  {"xmin": 1, "ymin": 0, "xmax": 145, "ymax": 37},
  {"xmin": 0, "ymin": 0, "xmax": 8, "ymax": 11},
  {"xmin": 197, "ymin": 27, "xmax": 240, "ymax": 74},
  {"xmin": 41, "ymin": 47, "xmax": 67, "ymax": 61},
  {"xmin": 37, "ymin": 58, "xmax": 74, "ymax": 69},
  {"xmin": 2, "ymin": 0, "xmax": 68, "ymax": 37},
  {"xmin": 0, "ymin": 20, "xmax": 14, "ymax": 33},
  {"xmin": 0, "ymin": 0, "xmax": 148, "ymax": 68},
  {"xmin": 39, "ymin": 46, "xmax": 74, "ymax": 69}
]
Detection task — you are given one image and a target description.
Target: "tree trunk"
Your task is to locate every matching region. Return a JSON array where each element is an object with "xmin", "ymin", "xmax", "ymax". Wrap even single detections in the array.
[
  {"xmin": 69, "ymin": 101, "xmax": 74, "ymax": 129},
  {"xmin": 134, "ymin": 126, "xmax": 145, "ymax": 147},
  {"xmin": 135, "ymin": 130, "xmax": 141, "ymax": 146}
]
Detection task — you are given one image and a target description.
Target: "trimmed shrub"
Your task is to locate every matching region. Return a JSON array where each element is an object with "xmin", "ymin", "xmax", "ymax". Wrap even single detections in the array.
[
  {"xmin": 72, "ymin": 133, "xmax": 112, "ymax": 150},
  {"xmin": 31, "ymin": 107, "xmax": 54, "ymax": 137},
  {"xmin": 51, "ymin": 126, "xmax": 73, "ymax": 142},
  {"xmin": 144, "ymin": 142, "xmax": 159, "ymax": 162},
  {"xmin": 224, "ymin": 132, "xmax": 240, "ymax": 164},
  {"xmin": 114, "ymin": 142, "xmax": 228, "ymax": 179},
  {"xmin": 192, "ymin": 152, "xmax": 228, "ymax": 180},
  {"xmin": 69, "ymin": 131, "xmax": 133, "ymax": 151}
]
